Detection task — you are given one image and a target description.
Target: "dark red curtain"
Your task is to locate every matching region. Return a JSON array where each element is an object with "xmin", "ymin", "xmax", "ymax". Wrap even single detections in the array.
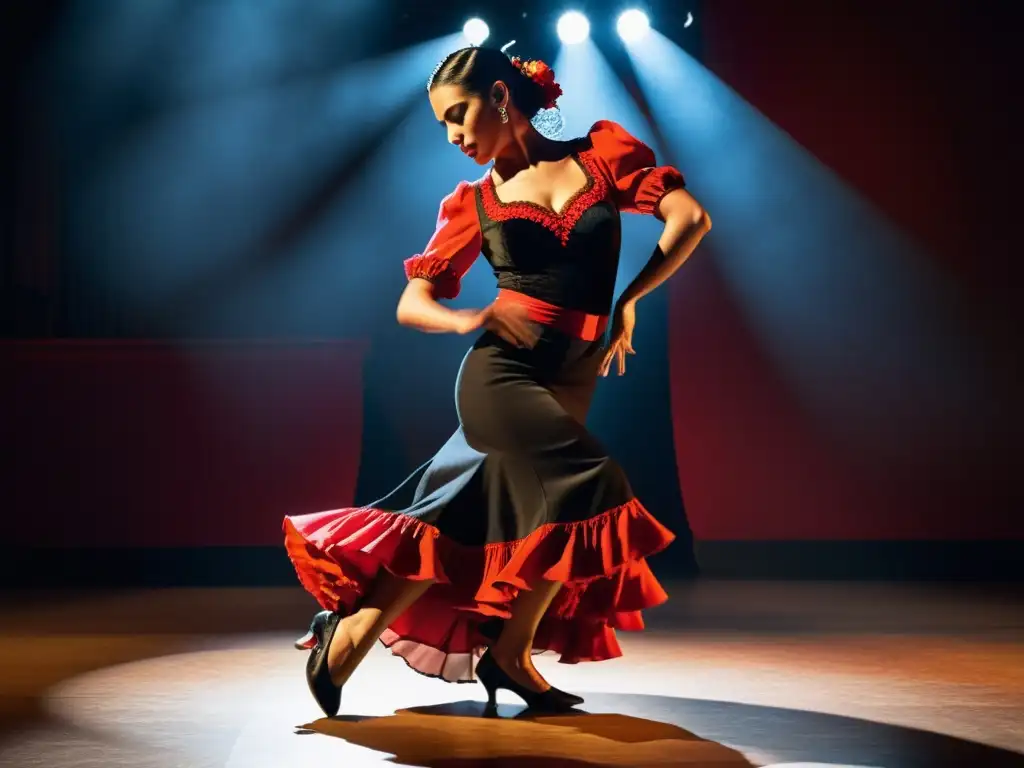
[
  {"xmin": 670, "ymin": 0, "xmax": 1019, "ymax": 540},
  {"xmin": 2, "ymin": 340, "xmax": 368, "ymax": 547}
]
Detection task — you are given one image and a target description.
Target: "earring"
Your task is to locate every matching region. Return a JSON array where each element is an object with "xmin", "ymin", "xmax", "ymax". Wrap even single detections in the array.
[{"xmin": 498, "ymin": 106, "xmax": 509, "ymax": 124}]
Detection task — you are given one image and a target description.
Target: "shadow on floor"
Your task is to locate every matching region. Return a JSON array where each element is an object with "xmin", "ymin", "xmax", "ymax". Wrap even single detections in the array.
[
  {"xmin": 301, "ymin": 694, "xmax": 1024, "ymax": 768},
  {"xmin": 299, "ymin": 698, "xmax": 754, "ymax": 767}
]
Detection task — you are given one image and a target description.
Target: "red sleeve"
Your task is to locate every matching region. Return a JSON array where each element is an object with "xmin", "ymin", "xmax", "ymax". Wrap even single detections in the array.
[
  {"xmin": 588, "ymin": 120, "xmax": 685, "ymax": 216},
  {"xmin": 403, "ymin": 181, "xmax": 482, "ymax": 300}
]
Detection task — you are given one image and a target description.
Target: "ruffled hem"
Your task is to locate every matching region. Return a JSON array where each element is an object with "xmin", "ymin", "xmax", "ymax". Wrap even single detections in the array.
[{"xmin": 282, "ymin": 498, "xmax": 674, "ymax": 681}]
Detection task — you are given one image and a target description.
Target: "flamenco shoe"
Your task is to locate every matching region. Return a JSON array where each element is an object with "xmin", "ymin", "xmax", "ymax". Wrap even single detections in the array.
[
  {"xmin": 293, "ymin": 610, "xmax": 332, "ymax": 650},
  {"xmin": 299, "ymin": 610, "xmax": 345, "ymax": 717},
  {"xmin": 476, "ymin": 650, "xmax": 584, "ymax": 712}
]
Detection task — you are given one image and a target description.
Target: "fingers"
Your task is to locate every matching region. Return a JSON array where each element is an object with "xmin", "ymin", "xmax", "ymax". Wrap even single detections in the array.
[
  {"xmin": 490, "ymin": 303, "xmax": 540, "ymax": 348},
  {"xmin": 599, "ymin": 345, "xmax": 620, "ymax": 377},
  {"xmin": 494, "ymin": 318, "xmax": 539, "ymax": 349},
  {"xmin": 598, "ymin": 339, "xmax": 634, "ymax": 377},
  {"xmin": 496, "ymin": 328, "xmax": 520, "ymax": 346},
  {"xmin": 505, "ymin": 319, "xmax": 539, "ymax": 348},
  {"xmin": 514, "ymin": 319, "xmax": 541, "ymax": 348}
]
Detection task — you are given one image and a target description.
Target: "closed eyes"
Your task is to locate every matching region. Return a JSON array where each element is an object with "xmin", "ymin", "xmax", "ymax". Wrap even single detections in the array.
[{"xmin": 440, "ymin": 102, "xmax": 467, "ymax": 126}]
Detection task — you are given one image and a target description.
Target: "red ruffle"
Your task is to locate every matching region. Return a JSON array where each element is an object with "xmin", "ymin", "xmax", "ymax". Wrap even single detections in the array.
[
  {"xmin": 631, "ymin": 166, "xmax": 686, "ymax": 216},
  {"xmin": 402, "ymin": 253, "xmax": 461, "ymax": 300},
  {"xmin": 283, "ymin": 498, "xmax": 674, "ymax": 680},
  {"xmin": 586, "ymin": 119, "xmax": 686, "ymax": 216}
]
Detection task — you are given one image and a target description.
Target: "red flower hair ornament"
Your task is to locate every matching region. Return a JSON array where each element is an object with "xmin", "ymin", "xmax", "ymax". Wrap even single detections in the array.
[{"xmin": 510, "ymin": 56, "xmax": 563, "ymax": 110}]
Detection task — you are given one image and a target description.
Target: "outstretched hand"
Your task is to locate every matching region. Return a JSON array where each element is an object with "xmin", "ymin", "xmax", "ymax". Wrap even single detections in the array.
[{"xmin": 599, "ymin": 300, "xmax": 636, "ymax": 377}]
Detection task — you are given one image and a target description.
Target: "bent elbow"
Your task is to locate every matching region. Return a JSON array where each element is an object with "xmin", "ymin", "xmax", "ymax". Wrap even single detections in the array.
[
  {"xmin": 396, "ymin": 280, "xmax": 432, "ymax": 326},
  {"xmin": 395, "ymin": 291, "xmax": 414, "ymax": 327},
  {"xmin": 396, "ymin": 299, "xmax": 414, "ymax": 327},
  {"xmin": 696, "ymin": 208, "xmax": 711, "ymax": 232}
]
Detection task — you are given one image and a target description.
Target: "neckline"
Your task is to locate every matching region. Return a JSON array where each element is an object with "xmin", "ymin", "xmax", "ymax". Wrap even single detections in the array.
[{"xmin": 484, "ymin": 152, "xmax": 595, "ymax": 219}]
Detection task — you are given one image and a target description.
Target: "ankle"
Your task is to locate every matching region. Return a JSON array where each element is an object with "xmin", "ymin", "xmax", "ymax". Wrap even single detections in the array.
[
  {"xmin": 341, "ymin": 610, "xmax": 375, "ymax": 643},
  {"xmin": 490, "ymin": 646, "xmax": 532, "ymax": 669}
]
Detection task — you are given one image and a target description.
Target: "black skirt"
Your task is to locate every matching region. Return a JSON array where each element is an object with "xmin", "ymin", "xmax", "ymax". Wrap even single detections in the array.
[{"xmin": 284, "ymin": 326, "xmax": 675, "ymax": 683}]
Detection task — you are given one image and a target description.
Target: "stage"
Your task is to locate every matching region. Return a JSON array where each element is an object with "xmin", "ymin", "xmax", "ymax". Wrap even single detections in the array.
[{"xmin": 1, "ymin": 580, "xmax": 1021, "ymax": 767}]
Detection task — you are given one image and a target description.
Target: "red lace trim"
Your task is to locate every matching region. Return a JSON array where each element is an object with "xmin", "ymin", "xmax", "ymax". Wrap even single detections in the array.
[{"xmin": 480, "ymin": 151, "xmax": 608, "ymax": 245}]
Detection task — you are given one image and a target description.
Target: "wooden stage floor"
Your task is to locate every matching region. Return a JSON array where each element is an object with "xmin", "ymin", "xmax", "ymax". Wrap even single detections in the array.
[{"xmin": 0, "ymin": 580, "xmax": 1021, "ymax": 767}]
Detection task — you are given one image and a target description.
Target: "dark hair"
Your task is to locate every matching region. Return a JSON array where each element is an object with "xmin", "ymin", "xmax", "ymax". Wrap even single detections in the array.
[{"xmin": 428, "ymin": 46, "xmax": 550, "ymax": 119}]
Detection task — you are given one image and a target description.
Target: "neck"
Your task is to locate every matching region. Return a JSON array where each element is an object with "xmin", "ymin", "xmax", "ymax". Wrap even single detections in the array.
[{"xmin": 491, "ymin": 119, "xmax": 560, "ymax": 180}]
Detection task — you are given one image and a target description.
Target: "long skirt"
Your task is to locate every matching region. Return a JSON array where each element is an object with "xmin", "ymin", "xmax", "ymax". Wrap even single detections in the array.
[{"xmin": 282, "ymin": 326, "xmax": 675, "ymax": 683}]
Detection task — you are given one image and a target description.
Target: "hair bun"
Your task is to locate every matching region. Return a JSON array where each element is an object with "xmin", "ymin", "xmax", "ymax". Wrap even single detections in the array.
[{"xmin": 509, "ymin": 57, "xmax": 563, "ymax": 110}]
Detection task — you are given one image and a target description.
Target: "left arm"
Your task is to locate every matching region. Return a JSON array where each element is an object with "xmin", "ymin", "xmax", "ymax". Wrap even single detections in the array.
[
  {"xmin": 587, "ymin": 120, "xmax": 711, "ymax": 376},
  {"xmin": 617, "ymin": 188, "xmax": 711, "ymax": 308},
  {"xmin": 598, "ymin": 189, "xmax": 710, "ymax": 376}
]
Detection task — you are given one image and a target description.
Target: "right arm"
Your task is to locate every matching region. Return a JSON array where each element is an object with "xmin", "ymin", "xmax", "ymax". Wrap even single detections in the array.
[
  {"xmin": 397, "ymin": 182, "xmax": 537, "ymax": 346},
  {"xmin": 397, "ymin": 180, "xmax": 480, "ymax": 334},
  {"xmin": 396, "ymin": 278, "xmax": 476, "ymax": 334}
]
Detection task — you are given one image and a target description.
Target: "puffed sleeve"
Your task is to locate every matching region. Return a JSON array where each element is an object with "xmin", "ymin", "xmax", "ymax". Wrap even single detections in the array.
[
  {"xmin": 403, "ymin": 181, "xmax": 482, "ymax": 300},
  {"xmin": 588, "ymin": 120, "xmax": 685, "ymax": 216}
]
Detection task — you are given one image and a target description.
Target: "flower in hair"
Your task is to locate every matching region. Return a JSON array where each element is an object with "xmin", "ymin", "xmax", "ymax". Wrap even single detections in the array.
[{"xmin": 510, "ymin": 56, "xmax": 563, "ymax": 109}]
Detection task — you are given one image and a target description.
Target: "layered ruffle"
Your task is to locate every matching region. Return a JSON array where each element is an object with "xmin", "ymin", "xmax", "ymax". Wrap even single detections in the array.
[{"xmin": 283, "ymin": 498, "xmax": 674, "ymax": 682}]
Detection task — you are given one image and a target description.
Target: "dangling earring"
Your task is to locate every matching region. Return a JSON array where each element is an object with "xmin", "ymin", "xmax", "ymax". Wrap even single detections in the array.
[{"xmin": 498, "ymin": 106, "xmax": 509, "ymax": 124}]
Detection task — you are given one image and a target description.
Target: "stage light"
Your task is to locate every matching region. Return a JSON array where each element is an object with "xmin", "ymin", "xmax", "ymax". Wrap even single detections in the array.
[
  {"xmin": 617, "ymin": 9, "xmax": 650, "ymax": 43},
  {"xmin": 463, "ymin": 18, "xmax": 489, "ymax": 46},
  {"xmin": 557, "ymin": 11, "xmax": 590, "ymax": 44}
]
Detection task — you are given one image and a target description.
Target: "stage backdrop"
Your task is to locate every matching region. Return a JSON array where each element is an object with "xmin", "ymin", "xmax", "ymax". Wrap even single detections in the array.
[
  {"xmin": 1, "ymin": 340, "xmax": 367, "ymax": 550},
  {"xmin": 669, "ymin": 0, "xmax": 1019, "ymax": 544}
]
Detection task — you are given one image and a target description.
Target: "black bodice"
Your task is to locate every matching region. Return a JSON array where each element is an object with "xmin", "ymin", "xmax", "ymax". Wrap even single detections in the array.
[{"xmin": 474, "ymin": 151, "xmax": 623, "ymax": 317}]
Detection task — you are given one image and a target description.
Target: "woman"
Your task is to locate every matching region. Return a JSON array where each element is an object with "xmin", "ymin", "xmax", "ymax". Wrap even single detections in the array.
[{"xmin": 284, "ymin": 44, "xmax": 711, "ymax": 717}]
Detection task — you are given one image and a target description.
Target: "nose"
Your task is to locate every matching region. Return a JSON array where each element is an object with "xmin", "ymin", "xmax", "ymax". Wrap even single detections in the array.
[{"xmin": 447, "ymin": 127, "xmax": 463, "ymax": 147}]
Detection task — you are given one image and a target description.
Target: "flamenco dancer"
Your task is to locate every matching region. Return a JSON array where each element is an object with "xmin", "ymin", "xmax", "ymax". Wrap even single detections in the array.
[{"xmin": 284, "ymin": 44, "xmax": 711, "ymax": 716}]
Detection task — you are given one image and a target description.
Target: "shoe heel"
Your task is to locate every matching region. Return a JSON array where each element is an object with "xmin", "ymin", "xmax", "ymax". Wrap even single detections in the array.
[
  {"xmin": 476, "ymin": 654, "xmax": 499, "ymax": 709},
  {"xmin": 294, "ymin": 610, "xmax": 330, "ymax": 651},
  {"xmin": 482, "ymin": 679, "xmax": 498, "ymax": 708},
  {"xmin": 475, "ymin": 650, "xmax": 580, "ymax": 712}
]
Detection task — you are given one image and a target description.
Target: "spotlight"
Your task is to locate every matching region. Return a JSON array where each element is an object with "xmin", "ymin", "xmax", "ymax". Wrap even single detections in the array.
[
  {"xmin": 557, "ymin": 11, "xmax": 590, "ymax": 44},
  {"xmin": 463, "ymin": 18, "xmax": 489, "ymax": 46},
  {"xmin": 616, "ymin": 9, "xmax": 650, "ymax": 43}
]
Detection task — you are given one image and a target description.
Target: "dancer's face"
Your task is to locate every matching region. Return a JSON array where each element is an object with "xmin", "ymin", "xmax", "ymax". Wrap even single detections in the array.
[{"xmin": 430, "ymin": 83, "xmax": 508, "ymax": 166}]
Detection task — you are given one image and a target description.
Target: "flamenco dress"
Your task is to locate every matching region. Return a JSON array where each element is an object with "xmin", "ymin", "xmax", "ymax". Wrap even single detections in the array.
[{"xmin": 283, "ymin": 120, "xmax": 686, "ymax": 683}]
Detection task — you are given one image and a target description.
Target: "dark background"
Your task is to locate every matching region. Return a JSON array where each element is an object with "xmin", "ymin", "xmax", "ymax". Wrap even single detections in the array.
[{"xmin": 2, "ymin": 0, "xmax": 1020, "ymax": 585}]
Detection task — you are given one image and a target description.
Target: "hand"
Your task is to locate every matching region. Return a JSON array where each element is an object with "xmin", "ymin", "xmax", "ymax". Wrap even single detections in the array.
[
  {"xmin": 599, "ymin": 300, "xmax": 636, "ymax": 377},
  {"xmin": 455, "ymin": 301, "xmax": 540, "ymax": 349}
]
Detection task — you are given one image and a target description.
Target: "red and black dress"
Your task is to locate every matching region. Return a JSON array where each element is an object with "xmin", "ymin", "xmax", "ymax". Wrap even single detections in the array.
[{"xmin": 283, "ymin": 120, "xmax": 686, "ymax": 682}]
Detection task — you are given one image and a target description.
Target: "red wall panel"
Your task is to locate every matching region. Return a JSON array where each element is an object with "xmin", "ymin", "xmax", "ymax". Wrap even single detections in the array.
[
  {"xmin": 2, "ymin": 340, "xmax": 367, "ymax": 547},
  {"xmin": 671, "ymin": 0, "xmax": 1018, "ymax": 540}
]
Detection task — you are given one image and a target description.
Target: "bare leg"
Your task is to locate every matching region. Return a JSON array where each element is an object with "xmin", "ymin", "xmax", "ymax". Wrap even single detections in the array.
[
  {"xmin": 327, "ymin": 570, "xmax": 435, "ymax": 686},
  {"xmin": 489, "ymin": 579, "xmax": 563, "ymax": 691}
]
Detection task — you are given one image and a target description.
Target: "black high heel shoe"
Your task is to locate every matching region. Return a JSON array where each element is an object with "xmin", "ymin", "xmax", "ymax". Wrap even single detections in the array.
[
  {"xmin": 297, "ymin": 610, "xmax": 344, "ymax": 717},
  {"xmin": 476, "ymin": 650, "xmax": 584, "ymax": 712}
]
